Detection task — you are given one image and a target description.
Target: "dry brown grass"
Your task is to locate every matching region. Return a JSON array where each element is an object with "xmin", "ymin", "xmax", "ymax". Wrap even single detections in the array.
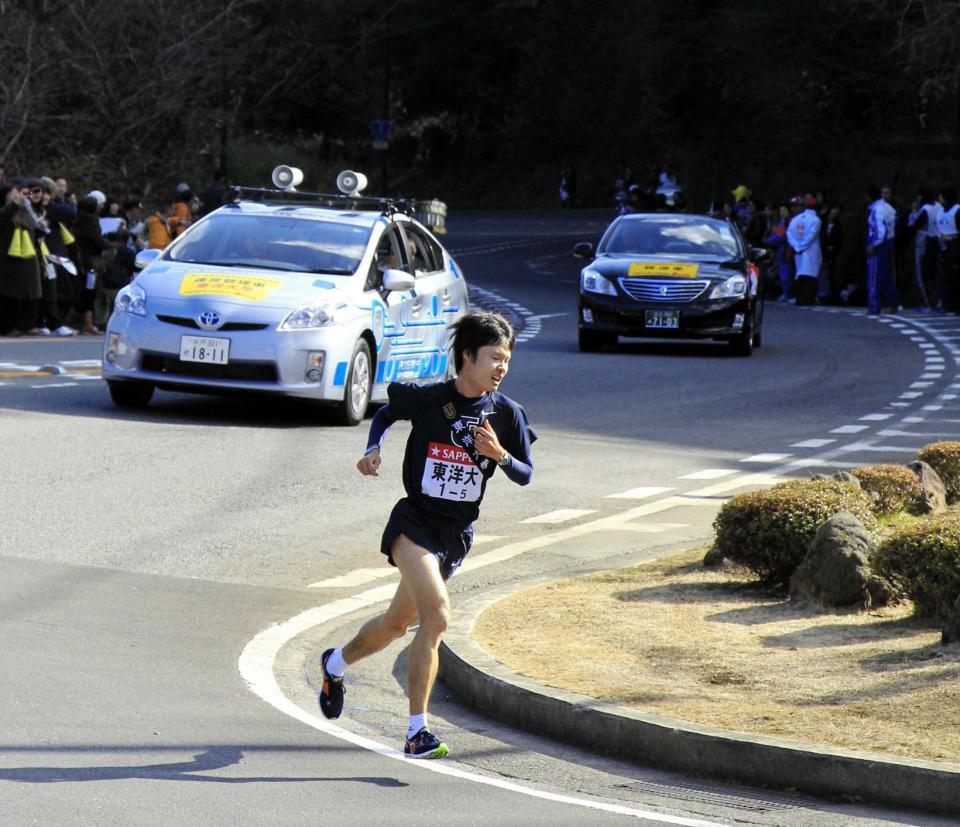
[{"xmin": 474, "ymin": 548, "xmax": 960, "ymax": 763}]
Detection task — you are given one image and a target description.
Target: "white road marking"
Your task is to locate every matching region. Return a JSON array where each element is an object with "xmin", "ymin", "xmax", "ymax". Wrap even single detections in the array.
[
  {"xmin": 59, "ymin": 359, "xmax": 102, "ymax": 367},
  {"xmin": 910, "ymin": 382, "xmax": 933, "ymax": 389},
  {"xmin": 787, "ymin": 458, "xmax": 827, "ymax": 468},
  {"xmin": 237, "ymin": 606, "xmax": 727, "ymax": 826},
  {"xmin": 899, "ymin": 392, "xmax": 923, "ymax": 399},
  {"xmin": 472, "ymin": 534, "xmax": 505, "ymax": 545},
  {"xmin": 790, "ymin": 438, "xmax": 836, "ymax": 448},
  {"xmin": 739, "ymin": 453, "xmax": 792, "ymax": 463},
  {"xmin": 679, "ymin": 469, "xmax": 736, "ymax": 480},
  {"xmin": 830, "ymin": 424, "xmax": 869, "ymax": 434},
  {"xmin": 308, "ymin": 568, "xmax": 397, "ymax": 589},
  {"xmin": 923, "ymin": 404, "xmax": 944, "ymax": 411},
  {"xmin": 31, "ymin": 383, "xmax": 77, "ymax": 389},
  {"xmin": 858, "ymin": 413, "xmax": 893, "ymax": 421},
  {"xmin": 684, "ymin": 473, "xmax": 782, "ymax": 497},
  {"xmin": 617, "ymin": 522, "xmax": 690, "ymax": 533},
  {"xmin": 605, "ymin": 486, "xmax": 674, "ymax": 500},
  {"xmin": 521, "ymin": 509, "xmax": 597, "ymax": 524},
  {"xmin": 902, "ymin": 416, "xmax": 925, "ymax": 423}
]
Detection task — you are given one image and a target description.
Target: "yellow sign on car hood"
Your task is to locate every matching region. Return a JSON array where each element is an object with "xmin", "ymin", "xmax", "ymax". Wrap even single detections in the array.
[
  {"xmin": 178, "ymin": 273, "xmax": 283, "ymax": 301},
  {"xmin": 627, "ymin": 262, "xmax": 700, "ymax": 278}
]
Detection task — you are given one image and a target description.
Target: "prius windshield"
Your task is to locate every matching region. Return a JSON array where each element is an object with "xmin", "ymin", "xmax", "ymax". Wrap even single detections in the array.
[
  {"xmin": 600, "ymin": 216, "xmax": 740, "ymax": 260},
  {"xmin": 168, "ymin": 213, "xmax": 372, "ymax": 275}
]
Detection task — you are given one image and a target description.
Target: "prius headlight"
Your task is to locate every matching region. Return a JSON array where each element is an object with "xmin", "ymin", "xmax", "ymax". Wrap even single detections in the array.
[
  {"xmin": 709, "ymin": 275, "xmax": 747, "ymax": 299},
  {"xmin": 114, "ymin": 282, "xmax": 146, "ymax": 316},
  {"xmin": 279, "ymin": 303, "xmax": 336, "ymax": 330},
  {"xmin": 581, "ymin": 268, "xmax": 617, "ymax": 296}
]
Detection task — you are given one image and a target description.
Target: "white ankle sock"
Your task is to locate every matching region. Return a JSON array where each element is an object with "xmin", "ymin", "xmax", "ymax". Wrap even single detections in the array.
[
  {"xmin": 325, "ymin": 648, "xmax": 347, "ymax": 677},
  {"xmin": 407, "ymin": 713, "xmax": 428, "ymax": 739}
]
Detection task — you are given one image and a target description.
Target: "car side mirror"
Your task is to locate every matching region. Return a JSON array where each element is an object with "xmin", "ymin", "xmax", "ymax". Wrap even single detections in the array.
[
  {"xmin": 134, "ymin": 248, "xmax": 162, "ymax": 270},
  {"xmin": 573, "ymin": 242, "xmax": 594, "ymax": 260},
  {"xmin": 751, "ymin": 247, "xmax": 770, "ymax": 263},
  {"xmin": 382, "ymin": 268, "xmax": 416, "ymax": 292}
]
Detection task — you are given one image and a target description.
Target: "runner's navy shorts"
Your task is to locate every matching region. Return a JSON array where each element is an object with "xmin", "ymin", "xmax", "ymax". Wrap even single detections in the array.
[{"xmin": 380, "ymin": 498, "xmax": 474, "ymax": 580}]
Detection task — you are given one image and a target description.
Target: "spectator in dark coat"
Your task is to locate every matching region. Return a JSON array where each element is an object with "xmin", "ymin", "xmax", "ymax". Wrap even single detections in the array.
[
  {"xmin": 73, "ymin": 195, "xmax": 110, "ymax": 334},
  {"xmin": 0, "ymin": 183, "xmax": 42, "ymax": 336}
]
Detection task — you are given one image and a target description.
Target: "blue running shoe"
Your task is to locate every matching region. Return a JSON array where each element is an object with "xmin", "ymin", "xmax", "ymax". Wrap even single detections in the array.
[
  {"xmin": 318, "ymin": 648, "xmax": 345, "ymax": 720},
  {"xmin": 404, "ymin": 728, "xmax": 449, "ymax": 759}
]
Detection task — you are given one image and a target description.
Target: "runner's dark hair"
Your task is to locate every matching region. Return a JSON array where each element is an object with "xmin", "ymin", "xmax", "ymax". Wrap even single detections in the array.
[{"xmin": 449, "ymin": 311, "xmax": 515, "ymax": 372}]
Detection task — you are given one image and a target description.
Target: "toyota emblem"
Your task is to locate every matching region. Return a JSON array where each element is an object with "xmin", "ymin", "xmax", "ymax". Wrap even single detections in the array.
[{"xmin": 198, "ymin": 310, "xmax": 222, "ymax": 329}]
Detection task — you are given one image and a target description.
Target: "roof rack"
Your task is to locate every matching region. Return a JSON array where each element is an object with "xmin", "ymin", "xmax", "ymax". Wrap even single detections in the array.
[{"xmin": 225, "ymin": 185, "xmax": 415, "ymax": 218}]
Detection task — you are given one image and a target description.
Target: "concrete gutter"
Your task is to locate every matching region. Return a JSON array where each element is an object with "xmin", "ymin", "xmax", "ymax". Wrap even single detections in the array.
[{"xmin": 439, "ymin": 580, "xmax": 960, "ymax": 817}]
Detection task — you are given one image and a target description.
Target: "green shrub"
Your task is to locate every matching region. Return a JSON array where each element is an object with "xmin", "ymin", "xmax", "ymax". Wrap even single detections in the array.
[
  {"xmin": 874, "ymin": 513, "xmax": 960, "ymax": 619},
  {"xmin": 851, "ymin": 464, "xmax": 924, "ymax": 515},
  {"xmin": 712, "ymin": 480, "xmax": 878, "ymax": 589},
  {"xmin": 917, "ymin": 442, "xmax": 960, "ymax": 502}
]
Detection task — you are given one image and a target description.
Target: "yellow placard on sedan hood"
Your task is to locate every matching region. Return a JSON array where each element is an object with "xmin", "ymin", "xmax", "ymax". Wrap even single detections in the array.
[
  {"xmin": 179, "ymin": 273, "xmax": 283, "ymax": 301},
  {"xmin": 627, "ymin": 261, "xmax": 700, "ymax": 278}
]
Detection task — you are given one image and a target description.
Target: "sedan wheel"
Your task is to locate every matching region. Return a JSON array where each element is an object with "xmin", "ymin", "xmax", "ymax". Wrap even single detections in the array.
[
  {"xmin": 338, "ymin": 340, "xmax": 372, "ymax": 425},
  {"xmin": 107, "ymin": 381, "xmax": 155, "ymax": 408},
  {"xmin": 578, "ymin": 328, "xmax": 616, "ymax": 352},
  {"xmin": 728, "ymin": 312, "xmax": 754, "ymax": 357}
]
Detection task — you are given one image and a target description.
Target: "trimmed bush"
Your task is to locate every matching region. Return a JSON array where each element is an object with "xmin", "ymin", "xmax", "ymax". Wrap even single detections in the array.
[
  {"xmin": 917, "ymin": 442, "xmax": 960, "ymax": 502},
  {"xmin": 851, "ymin": 464, "xmax": 924, "ymax": 515},
  {"xmin": 712, "ymin": 480, "xmax": 877, "ymax": 589},
  {"xmin": 874, "ymin": 512, "xmax": 960, "ymax": 620}
]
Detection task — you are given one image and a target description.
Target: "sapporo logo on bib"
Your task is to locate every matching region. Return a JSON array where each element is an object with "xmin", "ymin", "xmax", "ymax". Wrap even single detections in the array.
[{"xmin": 422, "ymin": 442, "xmax": 483, "ymax": 502}]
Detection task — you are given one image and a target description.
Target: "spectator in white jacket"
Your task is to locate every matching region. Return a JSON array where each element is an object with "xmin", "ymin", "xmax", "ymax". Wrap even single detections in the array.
[
  {"xmin": 866, "ymin": 183, "xmax": 900, "ymax": 314},
  {"xmin": 787, "ymin": 195, "xmax": 822, "ymax": 306}
]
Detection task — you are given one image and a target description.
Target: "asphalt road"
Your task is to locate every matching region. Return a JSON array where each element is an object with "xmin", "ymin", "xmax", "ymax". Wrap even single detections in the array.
[{"xmin": 0, "ymin": 209, "xmax": 956, "ymax": 826}]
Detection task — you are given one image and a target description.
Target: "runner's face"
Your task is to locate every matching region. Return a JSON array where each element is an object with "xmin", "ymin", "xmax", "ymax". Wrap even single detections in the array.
[{"xmin": 462, "ymin": 342, "xmax": 511, "ymax": 392}]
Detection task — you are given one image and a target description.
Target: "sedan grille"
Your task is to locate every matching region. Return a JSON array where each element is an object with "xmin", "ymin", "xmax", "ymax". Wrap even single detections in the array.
[
  {"xmin": 155, "ymin": 314, "xmax": 269, "ymax": 332},
  {"xmin": 140, "ymin": 351, "xmax": 279, "ymax": 382},
  {"xmin": 618, "ymin": 278, "xmax": 710, "ymax": 303}
]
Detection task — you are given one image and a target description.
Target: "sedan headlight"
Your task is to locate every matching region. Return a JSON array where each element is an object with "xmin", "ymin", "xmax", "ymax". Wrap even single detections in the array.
[
  {"xmin": 114, "ymin": 282, "xmax": 147, "ymax": 316},
  {"xmin": 581, "ymin": 269, "xmax": 617, "ymax": 296},
  {"xmin": 279, "ymin": 304, "xmax": 336, "ymax": 330},
  {"xmin": 709, "ymin": 275, "xmax": 747, "ymax": 299}
]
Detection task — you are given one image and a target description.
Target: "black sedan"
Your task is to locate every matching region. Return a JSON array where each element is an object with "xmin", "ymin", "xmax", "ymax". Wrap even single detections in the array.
[{"xmin": 574, "ymin": 213, "xmax": 766, "ymax": 356}]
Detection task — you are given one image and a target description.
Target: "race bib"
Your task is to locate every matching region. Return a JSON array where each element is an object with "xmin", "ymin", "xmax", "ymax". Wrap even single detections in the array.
[{"xmin": 421, "ymin": 442, "xmax": 483, "ymax": 502}]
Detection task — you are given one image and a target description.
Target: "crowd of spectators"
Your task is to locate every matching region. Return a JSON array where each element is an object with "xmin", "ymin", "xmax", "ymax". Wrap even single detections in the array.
[
  {"xmin": 723, "ymin": 181, "xmax": 960, "ymax": 314},
  {"xmin": 0, "ymin": 165, "xmax": 226, "ymax": 337},
  {"xmin": 611, "ymin": 166, "xmax": 960, "ymax": 316}
]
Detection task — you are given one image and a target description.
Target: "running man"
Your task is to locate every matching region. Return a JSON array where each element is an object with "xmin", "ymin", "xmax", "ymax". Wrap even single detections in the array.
[{"xmin": 318, "ymin": 311, "xmax": 536, "ymax": 759}]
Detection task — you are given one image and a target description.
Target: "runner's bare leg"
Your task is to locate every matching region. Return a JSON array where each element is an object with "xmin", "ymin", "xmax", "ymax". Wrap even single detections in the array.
[
  {"xmin": 342, "ymin": 576, "xmax": 418, "ymax": 664},
  {"xmin": 389, "ymin": 535, "xmax": 451, "ymax": 715}
]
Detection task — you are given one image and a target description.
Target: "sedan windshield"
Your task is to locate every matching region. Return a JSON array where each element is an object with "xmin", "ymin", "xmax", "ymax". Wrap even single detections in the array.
[
  {"xmin": 600, "ymin": 216, "xmax": 739, "ymax": 259},
  {"xmin": 168, "ymin": 213, "xmax": 371, "ymax": 274}
]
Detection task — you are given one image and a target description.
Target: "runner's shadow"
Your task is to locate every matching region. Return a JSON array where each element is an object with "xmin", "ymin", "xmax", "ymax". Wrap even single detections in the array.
[{"xmin": 0, "ymin": 746, "xmax": 407, "ymax": 786}]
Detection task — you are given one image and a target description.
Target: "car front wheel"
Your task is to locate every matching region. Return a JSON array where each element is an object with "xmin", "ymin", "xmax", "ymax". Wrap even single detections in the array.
[
  {"xmin": 578, "ymin": 328, "xmax": 616, "ymax": 352},
  {"xmin": 107, "ymin": 381, "xmax": 155, "ymax": 408},
  {"xmin": 338, "ymin": 339, "xmax": 372, "ymax": 425},
  {"xmin": 728, "ymin": 312, "xmax": 755, "ymax": 357}
]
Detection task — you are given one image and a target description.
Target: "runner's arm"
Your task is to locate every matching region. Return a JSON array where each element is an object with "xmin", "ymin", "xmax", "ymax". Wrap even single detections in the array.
[
  {"xmin": 499, "ymin": 452, "xmax": 533, "ymax": 486},
  {"xmin": 365, "ymin": 403, "xmax": 397, "ymax": 454}
]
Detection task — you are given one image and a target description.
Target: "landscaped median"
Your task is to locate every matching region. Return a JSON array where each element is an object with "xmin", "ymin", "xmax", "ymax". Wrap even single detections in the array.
[{"xmin": 451, "ymin": 441, "xmax": 960, "ymax": 814}]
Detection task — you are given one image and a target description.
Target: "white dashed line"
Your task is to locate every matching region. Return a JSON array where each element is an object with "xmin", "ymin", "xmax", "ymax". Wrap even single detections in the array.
[
  {"xmin": 605, "ymin": 486, "xmax": 674, "ymax": 500},
  {"xmin": 679, "ymin": 469, "xmax": 737, "ymax": 480},
  {"xmin": 858, "ymin": 413, "xmax": 893, "ymax": 421},
  {"xmin": 830, "ymin": 424, "xmax": 869, "ymax": 434},
  {"xmin": 790, "ymin": 438, "xmax": 836, "ymax": 448},
  {"xmin": 521, "ymin": 509, "xmax": 597, "ymax": 524},
  {"xmin": 740, "ymin": 453, "xmax": 792, "ymax": 463}
]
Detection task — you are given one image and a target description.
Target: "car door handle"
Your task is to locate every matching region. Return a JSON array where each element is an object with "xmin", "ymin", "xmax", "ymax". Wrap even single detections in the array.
[{"xmin": 441, "ymin": 289, "xmax": 452, "ymax": 304}]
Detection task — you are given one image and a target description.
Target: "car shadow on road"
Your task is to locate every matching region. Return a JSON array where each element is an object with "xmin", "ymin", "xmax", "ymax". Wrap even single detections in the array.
[
  {"xmin": 0, "ymin": 745, "xmax": 408, "ymax": 785},
  {"xmin": 0, "ymin": 387, "xmax": 378, "ymax": 430}
]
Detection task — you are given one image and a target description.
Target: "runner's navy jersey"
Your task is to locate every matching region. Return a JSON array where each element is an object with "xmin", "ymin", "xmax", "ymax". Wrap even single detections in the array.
[{"xmin": 384, "ymin": 380, "xmax": 536, "ymax": 527}]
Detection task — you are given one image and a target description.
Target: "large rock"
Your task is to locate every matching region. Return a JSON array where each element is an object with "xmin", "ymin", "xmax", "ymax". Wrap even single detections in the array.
[
  {"xmin": 943, "ymin": 594, "xmax": 960, "ymax": 646},
  {"xmin": 908, "ymin": 460, "xmax": 947, "ymax": 514},
  {"xmin": 789, "ymin": 511, "xmax": 891, "ymax": 609}
]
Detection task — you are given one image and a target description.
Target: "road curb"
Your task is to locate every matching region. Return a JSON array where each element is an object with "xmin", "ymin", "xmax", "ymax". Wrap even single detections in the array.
[{"xmin": 439, "ymin": 578, "xmax": 960, "ymax": 817}]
